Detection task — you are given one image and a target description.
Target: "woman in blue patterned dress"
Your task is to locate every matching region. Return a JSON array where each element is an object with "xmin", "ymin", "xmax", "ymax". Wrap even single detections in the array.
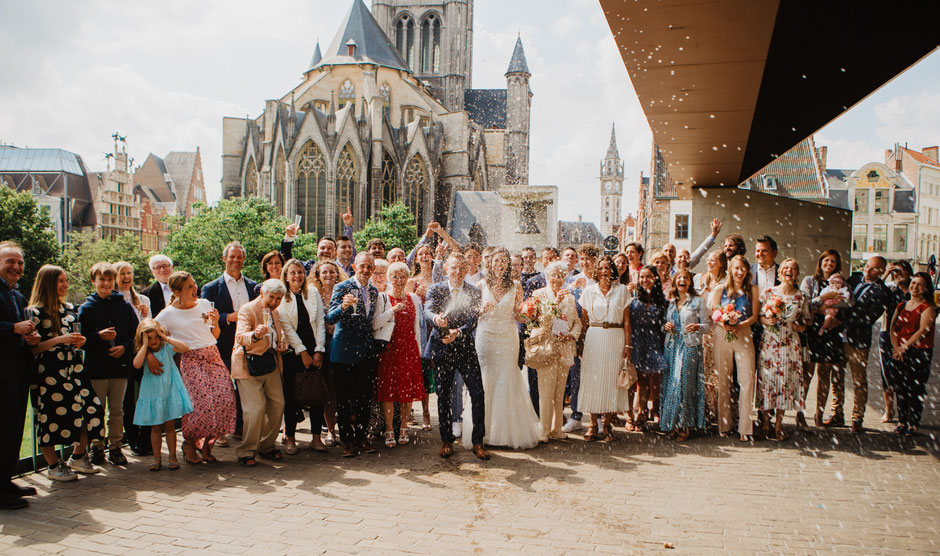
[
  {"xmin": 629, "ymin": 265, "xmax": 668, "ymax": 427},
  {"xmin": 660, "ymin": 269, "xmax": 710, "ymax": 440}
]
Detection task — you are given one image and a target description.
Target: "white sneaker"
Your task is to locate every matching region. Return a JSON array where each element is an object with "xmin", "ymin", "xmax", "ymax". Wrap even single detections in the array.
[
  {"xmin": 68, "ymin": 453, "xmax": 99, "ymax": 474},
  {"xmin": 452, "ymin": 422, "xmax": 462, "ymax": 438},
  {"xmin": 562, "ymin": 418, "xmax": 583, "ymax": 433},
  {"xmin": 45, "ymin": 462, "xmax": 77, "ymax": 482}
]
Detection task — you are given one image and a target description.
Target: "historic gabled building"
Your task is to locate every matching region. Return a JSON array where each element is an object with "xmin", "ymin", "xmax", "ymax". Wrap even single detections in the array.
[
  {"xmin": 220, "ymin": 0, "xmax": 532, "ymax": 238},
  {"xmin": 133, "ymin": 148, "xmax": 206, "ymax": 221},
  {"xmin": 89, "ymin": 136, "xmax": 140, "ymax": 241}
]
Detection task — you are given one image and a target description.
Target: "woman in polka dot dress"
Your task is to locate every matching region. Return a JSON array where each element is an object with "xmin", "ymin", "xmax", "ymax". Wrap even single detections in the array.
[{"xmin": 28, "ymin": 265, "xmax": 105, "ymax": 481}]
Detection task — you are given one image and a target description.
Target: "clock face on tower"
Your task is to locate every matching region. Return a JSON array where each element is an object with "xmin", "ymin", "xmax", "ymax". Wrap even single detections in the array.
[{"xmin": 604, "ymin": 182, "xmax": 612, "ymax": 192}]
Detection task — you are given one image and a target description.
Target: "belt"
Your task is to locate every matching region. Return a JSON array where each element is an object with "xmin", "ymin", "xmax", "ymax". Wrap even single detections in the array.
[{"xmin": 589, "ymin": 322, "xmax": 623, "ymax": 329}]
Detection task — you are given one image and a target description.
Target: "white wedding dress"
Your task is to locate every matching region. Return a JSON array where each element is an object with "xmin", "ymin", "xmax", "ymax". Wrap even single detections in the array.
[{"xmin": 463, "ymin": 281, "xmax": 541, "ymax": 449}]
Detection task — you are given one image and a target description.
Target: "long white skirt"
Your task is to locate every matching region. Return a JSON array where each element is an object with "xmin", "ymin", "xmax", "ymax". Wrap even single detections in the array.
[{"xmin": 578, "ymin": 327, "xmax": 629, "ymax": 414}]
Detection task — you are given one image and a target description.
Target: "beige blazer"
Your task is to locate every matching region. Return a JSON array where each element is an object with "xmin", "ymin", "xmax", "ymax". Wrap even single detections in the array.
[
  {"xmin": 231, "ymin": 297, "xmax": 284, "ymax": 380},
  {"xmin": 529, "ymin": 286, "xmax": 582, "ymax": 368}
]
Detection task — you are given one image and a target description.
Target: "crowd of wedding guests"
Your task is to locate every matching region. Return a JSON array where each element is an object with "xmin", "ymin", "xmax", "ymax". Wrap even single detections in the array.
[{"xmin": 0, "ymin": 212, "xmax": 935, "ymax": 510}]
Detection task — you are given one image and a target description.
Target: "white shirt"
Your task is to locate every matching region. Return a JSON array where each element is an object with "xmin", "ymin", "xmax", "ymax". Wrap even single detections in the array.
[
  {"xmin": 756, "ymin": 264, "xmax": 776, "ymax": 292},
  {"xmin": 160, "ymin": 282, "xmax": 172, "ymax": 305},
  {"xmin": 224, "ymin": 271, "xmax": 250, "ymax": 313},
  {"xmin": 353, "ymin": 276, "xmax": 371, "ymax": 316},
  {"xmin": 465, "ymin": 272, "xmax": 484, "ymax": 286},
  {"xmin": 154, "ymin": 299, "xmax": 217, "ymax": 351}
]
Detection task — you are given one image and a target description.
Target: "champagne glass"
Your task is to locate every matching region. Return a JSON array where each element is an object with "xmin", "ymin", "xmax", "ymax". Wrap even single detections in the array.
[
  {"xmin": 206, "ymin": 300, "xmax": 216, "ymax": 329},
  {"xmin": 293, "ymin": 214, "xmax": 303, "ymax": 229},
  {"xmin": 350, "ymin": 290, "xmax": 360, "ymax": 316}
]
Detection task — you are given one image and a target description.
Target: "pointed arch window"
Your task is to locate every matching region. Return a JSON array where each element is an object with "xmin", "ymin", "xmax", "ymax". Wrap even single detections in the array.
[
  {"xmin": 274, "ymin": 148, "xmax": 287, "ymax": 215},
  {"xmin": 336, "ymin": 144, "xmax": 359, "ymax": 233},
  {"xmin": 403, "ymin": 155, "xmax": 428, "ymax": 228},
  {"xmin": 381, "ymin": 151, "xmax": 398, "ymax": 207},
  {"xmin": 245, "ymin": 158, "xmax": 259, "ymax": 197},
  {"xmin": 420, "ymin": 14, "xmax": 441, "ymax": 74},
  {"xmin": 395, "ymin": 16, "xmax": 416, "ymax": 71},
  {"xmin": 296, "ymin": 142, "xmax": 327, "ymax": 235}
]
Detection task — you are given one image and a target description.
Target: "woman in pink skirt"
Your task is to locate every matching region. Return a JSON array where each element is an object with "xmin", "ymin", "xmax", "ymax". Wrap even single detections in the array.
[{"xmin": 154, "ymin": 271, "xmax": 236, "ymax": 463}]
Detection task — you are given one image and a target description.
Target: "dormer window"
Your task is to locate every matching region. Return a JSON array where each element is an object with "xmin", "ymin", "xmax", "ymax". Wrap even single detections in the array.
[
  {"xmin": 346, "ymin": 39, "xmax": 357, "ymax": 57},
  {"xmin": 761, "ymin": 174, "xmax": 778, "ymax": 191}
]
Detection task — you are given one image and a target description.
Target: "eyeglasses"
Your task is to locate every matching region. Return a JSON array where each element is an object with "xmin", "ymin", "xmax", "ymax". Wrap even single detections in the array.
[{"xmin": 152, "ymin": 263, "xmax": 172, "ymax": 270}]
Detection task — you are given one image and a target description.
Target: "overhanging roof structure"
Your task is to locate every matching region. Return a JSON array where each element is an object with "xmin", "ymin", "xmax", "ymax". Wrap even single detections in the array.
[{"xmin": 600, "ymin": 0, "xmax": 940, "ymax": 187}]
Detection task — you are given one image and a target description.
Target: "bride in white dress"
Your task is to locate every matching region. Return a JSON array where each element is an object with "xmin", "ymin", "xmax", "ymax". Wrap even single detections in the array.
[{"xmin": 463, "ymin": 247, "xmax": 541, "ymax": 449}]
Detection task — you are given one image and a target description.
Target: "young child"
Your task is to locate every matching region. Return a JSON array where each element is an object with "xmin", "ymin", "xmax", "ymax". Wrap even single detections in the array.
[
  {"xmin": 818, "ymin": 272, "xmax": 850, "ymax": 335},
  {"xmin": 132, "ymin": 319, "xmax": 194, "ymax": 471},
  {"xmin": 78, "ymin": 262, "xmax": 139, "ymax": 466}
]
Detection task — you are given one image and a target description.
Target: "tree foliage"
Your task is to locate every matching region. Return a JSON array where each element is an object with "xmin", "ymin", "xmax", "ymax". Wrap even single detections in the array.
[
  {"xmin": 0, "ymin": 186, "xmax": 60, "ymax": 296},
  {"xmin": 163, "ymin": 197, "xmax": 317, "ymax": 287},
  {"xmin": 62, "ymin": 231, "xmax": 152, "ymax": 302},
  {"xmin": 353, "ymin": 202, "xmax": 418, "ymax": 254}
]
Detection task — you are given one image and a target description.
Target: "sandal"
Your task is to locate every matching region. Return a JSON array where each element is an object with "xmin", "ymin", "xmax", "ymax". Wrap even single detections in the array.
[
  {"xmin": 258, "ymin": 450, "xmax": 282, "ymax": 461},
  {"xmin": 881, "ymin": 410, "xmax": 894, "ymax": 424},
  {"xmin": 422, "ymin": 414, "xmax": 432, "ymax": 431},
  {"xmin": 795, "ymin": 413, "xmax": 811, "ymax": 432},
  {"xmin": 398, "ymin": 428, "xmax": 410, "ymax": 445},
  {"xmin": 237, "ymin": 456, "xmax": 257, "ymax": 467},
  {"xmin": 676, "ymin": 430, "xmax": 690, "ymax": 442},
  {"xmin": 323, "ymin": 433, "xmax": 337, "ymax": 447},
  {"xmin": 284, "ymin": 438, "xmax": 298, "ymax": 455},
  {"xmin": 149, "ymin": 461, "xmax": 162, "ymax": 472},
  {"xmin": 893, "ymin": 424, "xmax": 907, "ymax": 434},
  {"xmin": 739, "ymin": 434, "xmax": 754, "ymax": 443},
  {"xmin": 384, "ymin": 431, "xmax": 396, "ymax": 448},
  {"xmin": 583, "ymin": 425, "xmax": 598, "ymax": 442},
  {"xmin": 773, "ymin": 430, "xmax": 788, "ymax": 442},
  {"xmin": 182, "ymin": 442, "xmax": 202, "ymax": 464},
  {"xmin": 168, "ymin": 459, "xmax": 180, "ymax": 471}
]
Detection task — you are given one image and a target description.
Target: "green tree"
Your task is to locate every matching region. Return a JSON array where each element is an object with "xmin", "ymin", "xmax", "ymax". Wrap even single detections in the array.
[
  {"xmin": 163, "ymin": 197, "xmax": 317, "ymax": 287},
  {"xmin": 62, "ymin": 231, "xmax": 152, "ymax": 302},
  {"xmin": 0, "ymin": 187, "xmax": 60, "ymax": 296},
  {"xmin": 354, "ymin": 202, "xmax": 418, "ymax": 254}
]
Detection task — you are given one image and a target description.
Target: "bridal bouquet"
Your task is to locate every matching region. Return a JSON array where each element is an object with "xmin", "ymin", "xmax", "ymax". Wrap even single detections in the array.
[
  {"xmin": 761, "ymin": 294, "xmax": 786, "ymax": 331},
  {"xmin": 712, "ymin": 303, "xmax": 743, "ymax": 342},
  {"xmin": 519, "ymin": 296, "xmax": 561, "ymax": 333}
]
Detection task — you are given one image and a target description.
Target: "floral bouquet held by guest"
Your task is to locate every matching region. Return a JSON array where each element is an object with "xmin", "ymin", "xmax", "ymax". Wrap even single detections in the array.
[
  {"xmin": 761, "ymin": 294, "xmax": 787, "ymax": 332},
  {"xmin": 712, "ymin": 303, "xmax": 742, "ymax": 342}
]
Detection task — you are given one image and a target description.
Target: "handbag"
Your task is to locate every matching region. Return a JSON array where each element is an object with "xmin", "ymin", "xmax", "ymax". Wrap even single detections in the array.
[
  {"xmin": 293, "ymin": 365, "xmax": 330, "ymax": 408},
  {"xmin": 617, "ymin": 359, "xmax": 637, "ymax": 389},
  {"xmin": 524, "ymin": 332, "xmax": 557, "ymax": 369},
  {"xmin": 243, "ymin": 346, "xmax": 277, "ymax": 377}
]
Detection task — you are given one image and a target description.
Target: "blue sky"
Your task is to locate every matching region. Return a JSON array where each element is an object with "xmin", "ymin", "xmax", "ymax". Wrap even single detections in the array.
[{"xmin": 0, "ymin": 0, "xmax": 936, "ymax": 227}]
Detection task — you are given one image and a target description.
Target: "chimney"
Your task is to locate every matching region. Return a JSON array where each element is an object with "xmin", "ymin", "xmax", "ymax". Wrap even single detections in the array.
[
  {"xmin": 817, "ymin": 146, "xmax": 828, "ymax": 169},
  {"xmin": 895, "ymin": 142, "xmax": 902, "ymax": 173},
  {"xmin": 924, "ymin": 146, "xmax": 939, "ymax": 163}
]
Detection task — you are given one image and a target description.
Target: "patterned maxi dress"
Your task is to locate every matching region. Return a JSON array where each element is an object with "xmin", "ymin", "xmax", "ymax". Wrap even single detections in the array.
[
  {"xmin": 660, "ymin": 297, "xmax": 710, "ymax": 432},
  {"xmin": 757, "ymin": 288, "xmax": 809, "ymax": 411},
  {"xmin": 30, "ymin": 304, "xmax": 105, "ymax": 447}
]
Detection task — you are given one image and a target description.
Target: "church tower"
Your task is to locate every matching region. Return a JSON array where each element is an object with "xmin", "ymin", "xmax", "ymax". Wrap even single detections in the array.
[
  {"xmin": 505, "ymin": 36, "xmax": 531, "ymax": 186},
  {"xmin": 600, "ymin": 123, "xmax": 624, "ymax": 237},
  {"xmin": 371, "ymin": 0, "xmax": 473, "ymax": 111}
]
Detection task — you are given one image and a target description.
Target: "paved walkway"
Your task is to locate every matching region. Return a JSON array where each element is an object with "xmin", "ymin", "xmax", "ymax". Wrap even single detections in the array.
[{"xmin": 2, "ymin": 331, "xmax": 937, "ymax": 554}]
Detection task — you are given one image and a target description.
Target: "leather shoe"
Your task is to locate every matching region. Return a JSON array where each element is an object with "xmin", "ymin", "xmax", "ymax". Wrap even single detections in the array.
[
  {"xmin": 851, "ymin": 419, "xmax": 864, "ymax": 434},
  {"xmin": 7, "ymin": 482, "xmax": 37, "ymax": 497},
  {"xmin": 472, "ymin": 444, "xmax": 490, "ymax": 461},
  {"xmin": 341, "ymin": 445, "xmax": 358, "ymax": 458},
  {"xmin": 0, "ymin": 495, "xmax": 28, "ymax": 510},
  {"xmin": 360, "ymin": 442, "xmax": 377, "ymax": 454},
  {"xmin": 439, "ymin": 442, "xmax": 454, "ymax": 459},
  {"xmin": 823, "ymin": 414, "xmax": 845, "ymax": 427}
]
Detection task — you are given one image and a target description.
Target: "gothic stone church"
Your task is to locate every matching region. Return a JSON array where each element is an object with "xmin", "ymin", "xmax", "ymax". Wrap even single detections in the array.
[{"xmin": 221, "ymin": 0, "xmax": 533, "ymax": 237}]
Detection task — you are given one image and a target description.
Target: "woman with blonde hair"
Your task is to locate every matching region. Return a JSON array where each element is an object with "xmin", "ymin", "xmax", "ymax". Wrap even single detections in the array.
[
  {"xmin": 154, "ymin": 271, "xmax": 235, "ymax": 463},
  {"xmin": 28, "ymin": 265, "xmax": 104, "ymax": 480},
  {"xmin": 695, "ymin": 250, "xmax": 727, "ymax": 424},
  {"xmin": 405, "ymin": 243, "xmax": 435, "ymax": 429},
  {"xmin": 709, "ymin": 255, "xmax": 760, "ymax": 441},
  {"xmin": 309, "ymin": 260, "xmax": 347, "ymax": 446},
  {"xmin": 113, "ymin": 260, "xmax": 153, "ymax": 457}
]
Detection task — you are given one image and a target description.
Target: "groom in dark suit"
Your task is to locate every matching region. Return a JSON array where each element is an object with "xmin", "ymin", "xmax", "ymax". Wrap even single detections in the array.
[
  {"xmin": 327, "ymin": 252, "xmax": 380, "ymax": 457},
  {"xmin": 425, "ymin": 252, "xmax": 489, "ymax": 460}
]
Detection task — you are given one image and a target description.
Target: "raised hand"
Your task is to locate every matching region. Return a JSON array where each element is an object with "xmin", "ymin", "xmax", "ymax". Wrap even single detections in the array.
[
  {"xmin": 341, "ymin": 207, "xmax": 354, "ymax": 227},
  {"xmin": 710, "ymin": 218, "xmax": 722, "ymax": 237}
]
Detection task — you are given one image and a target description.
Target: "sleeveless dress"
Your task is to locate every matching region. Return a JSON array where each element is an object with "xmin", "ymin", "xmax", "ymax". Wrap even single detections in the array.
[
  {"xmin": 134, "ymin": 343, "xmax": 194, "ymax": 425},
  {"xmin": 463, "ymin": 282, "xmax": 541, "ymax": 449},
  {"xmin": 375, "ymin": 294, "xmax": 426, "ymax": 403}
]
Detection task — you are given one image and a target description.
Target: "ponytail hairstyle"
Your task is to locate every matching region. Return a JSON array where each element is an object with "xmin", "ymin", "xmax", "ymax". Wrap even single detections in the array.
[
  {"xmin": 167, "ymin": 271, "xmax": 192, "ymax": 305},
  {"xmin": 28, "ymin": 265, "xmax": 67, "ymax": 335}
]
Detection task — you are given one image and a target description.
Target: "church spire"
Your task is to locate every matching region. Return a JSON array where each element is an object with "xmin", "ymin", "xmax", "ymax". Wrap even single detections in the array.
[
  {"xmin": 309, "ymin": 40, "xmax": 322, "ymax": 69},
  {"xmin": 606, "ymin": 123, "xmax": 619, "ymax": 159},
  {"xmin": 505, "ymin": 35, "xmax": 530, "ymax": 76}
]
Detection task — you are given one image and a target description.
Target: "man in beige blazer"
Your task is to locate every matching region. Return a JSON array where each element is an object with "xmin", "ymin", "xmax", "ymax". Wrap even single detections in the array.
[{"xmin": 231, "ymin": 279, "xmax": 288, "ymax": 466}]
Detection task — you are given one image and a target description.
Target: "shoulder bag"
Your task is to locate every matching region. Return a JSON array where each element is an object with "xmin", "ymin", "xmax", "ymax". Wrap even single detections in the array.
[{"xmin": 243, "ymin": 346, "xmax": 277, "ymax": 377}]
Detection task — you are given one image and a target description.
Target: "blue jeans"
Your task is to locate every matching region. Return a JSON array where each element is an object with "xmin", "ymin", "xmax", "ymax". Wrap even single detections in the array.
[{"xmin": 566, "ymin": 357, "xmax": 582, "ymax": 421}]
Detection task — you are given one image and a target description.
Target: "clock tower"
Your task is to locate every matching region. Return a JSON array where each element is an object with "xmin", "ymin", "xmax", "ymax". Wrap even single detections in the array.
[{"xmin": 600, "ymin": 123, "xmax": 624, "ymax": 237}]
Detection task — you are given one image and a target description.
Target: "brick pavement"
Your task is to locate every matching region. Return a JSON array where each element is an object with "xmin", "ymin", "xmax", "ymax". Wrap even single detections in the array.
[{"xmin": 1, "ymin": 330, "xmax": 937, "ymax": 555}]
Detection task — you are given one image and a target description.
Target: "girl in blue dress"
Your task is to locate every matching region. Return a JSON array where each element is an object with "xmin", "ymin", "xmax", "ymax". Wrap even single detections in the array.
[
  {"xmin": 132, "ymin": 319, "xmax": 194, "ymax": 471},
  {"xmin": 630, "ymin": 266, "xmax": 668, "ymax": 426}
]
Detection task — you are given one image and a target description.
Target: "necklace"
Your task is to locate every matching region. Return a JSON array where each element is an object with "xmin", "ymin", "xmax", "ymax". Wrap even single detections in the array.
[{"xmin": 595, "ymin": 284, "xmax": 611, "ymax": 321}]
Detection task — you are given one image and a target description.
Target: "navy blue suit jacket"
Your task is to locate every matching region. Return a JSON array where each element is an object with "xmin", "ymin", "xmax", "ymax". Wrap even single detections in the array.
[
  {"xmin": 423, "ymin": 280, "xmax": 481, "ymax": 362},
  {"xmin": 201, "ymin": 274, "xmax": 258, "ymax": 366},
  {"xmin": 843, "ymin": 275, "xmax": 889, "ymax": 350},
  {"xmin": 0, "ymin": 282, "xmax": 34, "ymax": 383},
  {"xmin": 326, "ymin": 277, "xmax": 378, "ymax": 365}
]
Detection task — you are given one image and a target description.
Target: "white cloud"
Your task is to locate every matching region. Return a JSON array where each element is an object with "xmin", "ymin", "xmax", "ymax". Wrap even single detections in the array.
[{"xmin": 874, "ymin": 90, "xmax": 940, "ymax": 149}]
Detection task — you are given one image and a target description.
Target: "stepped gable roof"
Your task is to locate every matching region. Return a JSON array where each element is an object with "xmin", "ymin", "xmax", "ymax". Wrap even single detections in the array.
[
  {"xmin": 506, "ymin": 36, "xmax": 530, "ymax": 75},
  {"xmin": 558, "ymin": 221, "xmax": 604, "ymax": 247},
  {"xmin": 0, "ymin": 146, "xmax": 85, "ymax": 175},
  {"xmin": 465, "ymin": 89, "xmax": 507, "ymax": 129},
  {"xmin": 312, "ymin": 0, "xmax": 407, "ymax": 72},
  {"xmin": 606, "ymin": 123, "xmax": 619, "ymax": 159},
  {"xmin": 739, "ymin": 138, "xmax": 826, "ymax": 201}
]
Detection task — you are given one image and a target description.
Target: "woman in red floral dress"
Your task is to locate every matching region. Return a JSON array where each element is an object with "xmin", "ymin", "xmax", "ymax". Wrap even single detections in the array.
[{"xmin": 375, "ymin": 262, "xmax": 426, "ymax": 447}]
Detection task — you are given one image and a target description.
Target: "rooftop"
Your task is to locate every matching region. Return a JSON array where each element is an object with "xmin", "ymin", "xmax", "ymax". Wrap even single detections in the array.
[
  {"xmin": 310, "ymin": 0, "xmax": 408, "ymax": 72},
  {"xmin": 0, "ymin": 146, "xmax": 85, "ymax": 175}
]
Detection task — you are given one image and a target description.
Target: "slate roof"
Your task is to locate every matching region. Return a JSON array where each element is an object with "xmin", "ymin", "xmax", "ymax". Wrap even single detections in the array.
[
  {"xmin": 465, "ymin": 89, "xmax": 507, "ymax": 129},
  {"xmin": 312, "ymin": 0, "xmax": 408, "ymax": 72},
  {"xmin": 739, "ymin": 138, "xmax": 827, "ymax": 202},
  {"xmin": 309, "ymin": 41, "xmax": 323, "ymax": 69},
  {"xmin": 606, "ymin": 123, "xmax": 619, "ymax": 159},
  {"xmin": 164, "ymin": 151, "xmax": 197, "ymax": 210},
  {"xmin": 506, "ymin": 36, "xmax": 530, "ymax": 75},
  {"xmin": 0, "ymin": 146, "xmax": 85, "ymax": 175},
  {"xmin": 558, "ymin": 221, "xmax": 604, "ymax": 247}
]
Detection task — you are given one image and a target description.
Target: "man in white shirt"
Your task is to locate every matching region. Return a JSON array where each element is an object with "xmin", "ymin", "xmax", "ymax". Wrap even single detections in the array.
[
  {"xmin": 141, "ymin": 254, "xmax": 174, "ymax": 316},
  {"xmin": 751, "ymin": 235, "xmax": 780, "ymax": 293}
]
